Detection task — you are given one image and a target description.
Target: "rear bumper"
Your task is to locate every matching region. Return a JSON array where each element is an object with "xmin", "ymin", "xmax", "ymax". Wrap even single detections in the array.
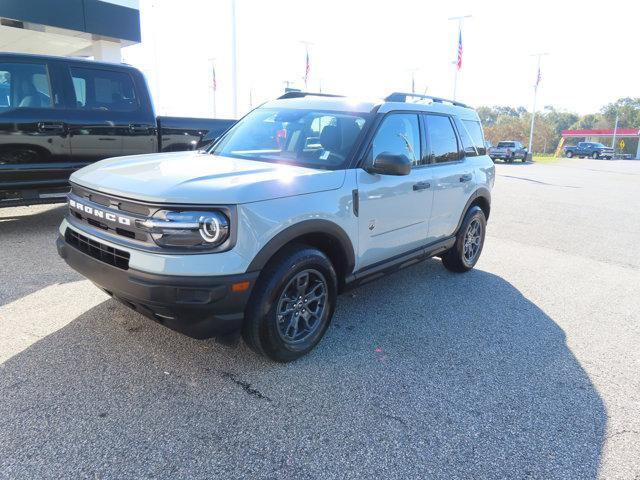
[{"xmin": 56, "ymin": 234, "xmax": 258, "ymax": 339}]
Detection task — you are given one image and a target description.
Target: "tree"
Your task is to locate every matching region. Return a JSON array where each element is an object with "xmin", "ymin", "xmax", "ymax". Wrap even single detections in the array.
[{"xmin": 600, "ymin": 97, "xmax": 640, "ymax": 129}]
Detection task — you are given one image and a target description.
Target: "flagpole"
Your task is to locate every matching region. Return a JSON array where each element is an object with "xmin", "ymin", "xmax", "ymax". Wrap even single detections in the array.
[
  {"xmin": 209, "ymin": 57, "xmax": 217, "ymax": 118},
  {"xmin": 300, "ymin": 40, "xmax": 313, "ymax": 90},
  {"xmin": 528, "ymin": 53, "xmax": 549, "ymax": 156},
  {"xmin": 448, "ymin": 15, "xmax": 471, "ymax": 101}
]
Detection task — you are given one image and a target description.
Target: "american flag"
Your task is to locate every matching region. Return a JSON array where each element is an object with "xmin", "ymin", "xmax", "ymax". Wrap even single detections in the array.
[
  {"xmin": 456, "ymin": 29, "xmax": 463, "ymax": 70},
  {"xmin": 212, "ymin": 64, "xmax": 217, "ymax": 92},
  {"xmin": 304, "ymin": 50, "xmax": 310, "ymax": 87},
  {"xmin": 535, "ymin": 66, "xmax": 541, "ymax": 88}
]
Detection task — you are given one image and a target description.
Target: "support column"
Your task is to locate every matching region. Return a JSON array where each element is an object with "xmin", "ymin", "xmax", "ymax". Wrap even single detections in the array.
[
  {"xmin": 635, "ymin": 136, "xmax": 640, "ymax": 160},
  {"xmin": 92, "ymin": 40, "xmax": 122, "ymax": 63}
]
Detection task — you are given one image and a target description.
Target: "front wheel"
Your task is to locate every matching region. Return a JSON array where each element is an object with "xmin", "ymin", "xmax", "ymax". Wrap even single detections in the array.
[
  {"xmin": 441, "ymin": 206, "xmax": 487, "ymax": 273},
  {"xmin": 566, "ymin": 151, "xmax": 573, "ymax": 158},
  {"xmin": 242, "ymin": 245, "xmax": 337, "ymax": 362},
  {"xmin": 592, "ymin": 151, "xmax": 599, "ymax": 159}
]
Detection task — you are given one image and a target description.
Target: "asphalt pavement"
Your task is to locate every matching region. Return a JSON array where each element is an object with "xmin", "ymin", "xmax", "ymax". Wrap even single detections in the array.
[{"xmin": 1, "ymin": 158, "xmax": 639, "ymax": 479}]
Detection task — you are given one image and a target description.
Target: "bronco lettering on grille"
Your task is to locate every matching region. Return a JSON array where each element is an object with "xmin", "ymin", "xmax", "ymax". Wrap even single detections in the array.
[{"xmin": 69, "ymin": 198, "xmax": 132, "ymax": 226}]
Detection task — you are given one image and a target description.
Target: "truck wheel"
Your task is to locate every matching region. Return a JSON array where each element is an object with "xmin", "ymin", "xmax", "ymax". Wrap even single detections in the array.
[
  {"xmin": 242, "ymin": 244, "xmax": 337, "ymax": 362},
  {"xmin": 566, "ymin": 151, "xmax": 573, "ymax": 158},
  {"xmin": 441, "ymin": 206, "xmax": 487, "ymax": 273},
  {"xmin": 592, "ymin": 151, "xmax": 599, "ymax": 159}
]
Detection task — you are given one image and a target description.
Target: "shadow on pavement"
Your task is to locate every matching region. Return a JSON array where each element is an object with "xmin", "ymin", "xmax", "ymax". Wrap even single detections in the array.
[
  {"xmin": 0, "ymin": 260, "xmax": 606, "ymax": 479},
  {"xmin": 0, "ymin": 205, "xmax": 80, "ymax": 306}
]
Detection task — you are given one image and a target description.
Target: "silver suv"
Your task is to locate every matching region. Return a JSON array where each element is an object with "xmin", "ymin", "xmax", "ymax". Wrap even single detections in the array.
[{"xmin": 57, "ymin": 92, "xmax": 495, "ymax": 362}]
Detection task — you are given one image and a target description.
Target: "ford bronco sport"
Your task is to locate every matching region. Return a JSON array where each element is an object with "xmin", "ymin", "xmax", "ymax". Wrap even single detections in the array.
[{"xmin": 56, "ymin": 91, "xmax": 495, "ymax": 362}]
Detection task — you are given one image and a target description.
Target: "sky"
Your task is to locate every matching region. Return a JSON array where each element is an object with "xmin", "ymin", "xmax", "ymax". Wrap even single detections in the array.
[{"xmin": 123, "ymin": 0, "xmax": 639, "ymax": 119}]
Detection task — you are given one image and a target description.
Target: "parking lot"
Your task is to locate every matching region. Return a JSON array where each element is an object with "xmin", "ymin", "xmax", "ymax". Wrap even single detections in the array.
[{"xmin": 1, "ymin": 158, "xmax": 639, "ymax": 479}]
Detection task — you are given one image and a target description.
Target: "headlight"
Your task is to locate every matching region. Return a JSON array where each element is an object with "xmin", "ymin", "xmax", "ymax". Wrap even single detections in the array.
[{"xmin": 136, "ymin": 210, "xmax": 230, "ymax": 249}]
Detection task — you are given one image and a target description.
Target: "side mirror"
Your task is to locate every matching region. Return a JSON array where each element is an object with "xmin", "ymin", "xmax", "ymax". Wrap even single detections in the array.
[{"xmin": 368, "ymin": 152, "xmax": 411, "ymax": 176}]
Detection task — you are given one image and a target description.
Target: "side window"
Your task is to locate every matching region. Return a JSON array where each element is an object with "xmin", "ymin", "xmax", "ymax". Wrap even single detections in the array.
[
  {"xmin": 370, "ymin": 113, "xmax": 421, "ymax": 166},
  {"xmin": 0, "ymin": 62, "xmax": 53, "ymax": 112},
  {"xmin": 426, "ymin": 114, "xmax": 460, "ymax": 163},
  {"xmin": 459, "ymin": 119, "xmax": 487, "ymax": 156},
  {"xmin": 69, "ymin": 67, "xmax": 137, "ymax": 112}
]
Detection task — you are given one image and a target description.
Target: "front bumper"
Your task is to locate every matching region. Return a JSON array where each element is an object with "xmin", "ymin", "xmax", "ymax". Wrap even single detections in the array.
[{"xmin": 56, "ymin": 232, "xmax": 258, "ymax": 339}]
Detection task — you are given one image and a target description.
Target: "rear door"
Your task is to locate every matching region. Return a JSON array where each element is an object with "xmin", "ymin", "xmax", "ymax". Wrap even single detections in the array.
[
  {"xmin": 423, "ymin": 113, "xmax": 475, "ymax": 239},
  {"xmin": 0, "ymin": 57, "xmax": 71, "ymax": 196},
  {"xmin": 61, "ymin": 63, "xmax": 156, "ymax": 167},
  {"xmin": 356, "ymin": 112, "xmax": 435, "ymax": 269}
]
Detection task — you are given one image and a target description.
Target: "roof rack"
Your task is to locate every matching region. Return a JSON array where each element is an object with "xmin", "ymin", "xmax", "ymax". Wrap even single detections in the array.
[
  {"xmin": 384, "ymin": 92, "xmax": 469, "ymax": 108},
  {"xmin": 278, "ymin": 91, "xmax": 345, "ymax": 100}
]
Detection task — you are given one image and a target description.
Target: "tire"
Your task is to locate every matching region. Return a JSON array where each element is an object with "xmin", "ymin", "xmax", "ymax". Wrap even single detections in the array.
[
  {"xmin": 441, "ymin": 206, "xmax": 487, "ymax": 273},
  {"xmin": 566, "ymin": 151, "xmax": 573, "ymax": 158},
  {"xmin": 242, "ymin": 244, "xmax": 337, "ymax": 362},
  {"xmin": 592, "ymin": 151, "xmax": 599, "ymax": 159}
]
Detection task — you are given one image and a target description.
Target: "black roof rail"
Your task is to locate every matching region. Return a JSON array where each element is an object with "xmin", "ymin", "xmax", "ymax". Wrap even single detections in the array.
[
  {"xmin": 385, "ymin": 92, "xmax": 469, "ymax": 108},
  {"xmin": 278, "ymin": 91, "xmax": 345, "ymax": 100}
]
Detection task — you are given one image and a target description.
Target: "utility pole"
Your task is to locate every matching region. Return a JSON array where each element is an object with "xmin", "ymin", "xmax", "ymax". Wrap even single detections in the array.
[
  {"xmin": 448, "ymin": 15, "xmax": 471, "ymax": 101},
  {"xmin": 230, "ymin": 0, "xmax": 238, "ymax": 118},
  {"xmin": 528, "ymin": 52, "xmax": 549, "ymax": 156},
  {"xmin": 611, "ymin": 112, "xmax": 619, "ymax": 150}
]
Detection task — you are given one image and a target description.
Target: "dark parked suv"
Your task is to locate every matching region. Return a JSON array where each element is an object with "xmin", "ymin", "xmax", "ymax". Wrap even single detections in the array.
[{"xmin": 0, "ymin": 53, "xmax": 235, "ymax": 207}]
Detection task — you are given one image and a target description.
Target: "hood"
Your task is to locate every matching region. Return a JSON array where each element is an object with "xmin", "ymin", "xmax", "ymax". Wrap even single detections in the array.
[{"xmin": 70, "ymin": 151, "xmax": 346, "ymax": 204}]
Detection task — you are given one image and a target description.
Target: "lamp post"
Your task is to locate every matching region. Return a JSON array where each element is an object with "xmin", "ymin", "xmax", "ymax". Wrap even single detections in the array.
[{"xmin": 230, "ymin": 0, "xmax": 238, "ymax": 118}]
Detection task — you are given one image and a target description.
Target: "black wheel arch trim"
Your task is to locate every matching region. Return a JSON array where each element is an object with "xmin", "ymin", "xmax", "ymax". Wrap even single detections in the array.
[
  {"xmin": 247, "ymin": 219, "xmax": 356, "ymax": 276},
  {"xmin": 454, "ymin": 188, "xmax": 491, "ymax": 233}
]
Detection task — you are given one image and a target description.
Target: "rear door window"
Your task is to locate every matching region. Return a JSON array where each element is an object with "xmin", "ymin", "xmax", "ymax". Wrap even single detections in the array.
[
  {"xmin": 69, "ymin": 66, "xmax": 138, "ymax": 112},
  {"xmin": 0, "ymin": 62, "xmax": 53, "ymax": 111},
  {"xmin": 426, "ymin": 114, "xmax": 461, "ymax": 163}
]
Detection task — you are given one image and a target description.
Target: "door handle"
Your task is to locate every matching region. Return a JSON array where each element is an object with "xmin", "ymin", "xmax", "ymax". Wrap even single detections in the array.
[
  {"xmin": 413, "ymin": 181, "xmax": 431, "ymax": 191},
  {"xmin": 129, "ymin": 123, "xmax": 151, "ymax": 132},
  {"xmin": 37, "ymin": 122, "xmax": 65, "ymax": 132},
  {"xmin": 459, "ymin": 174, "xmax": 472, "ymax": 183}
]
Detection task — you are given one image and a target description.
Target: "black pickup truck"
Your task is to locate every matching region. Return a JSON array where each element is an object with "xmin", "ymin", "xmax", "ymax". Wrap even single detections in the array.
[{"xmin": 0, "ymin": 53, "xmax": 235, "ymax": 207}]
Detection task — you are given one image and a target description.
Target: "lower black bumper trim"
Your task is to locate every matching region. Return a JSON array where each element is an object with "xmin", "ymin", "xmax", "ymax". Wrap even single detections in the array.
[{"xmin": 57, "ymin": 234, "xmax": 258, "ymax": 339}]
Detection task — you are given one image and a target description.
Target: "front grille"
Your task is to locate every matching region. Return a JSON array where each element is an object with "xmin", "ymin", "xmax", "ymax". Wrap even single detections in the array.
[{"xmin": 65, "ymin": 228, "xmax": 130, "ymax": 270}]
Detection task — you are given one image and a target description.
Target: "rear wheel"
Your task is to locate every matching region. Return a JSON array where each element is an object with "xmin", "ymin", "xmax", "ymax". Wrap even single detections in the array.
[
  {"xmin": 442, "ymin": 206, "xmax": 487, "ymax": 273},
  {"xmin": 242, "ymin": 245, "xmax": 337, "ymax": 362}
]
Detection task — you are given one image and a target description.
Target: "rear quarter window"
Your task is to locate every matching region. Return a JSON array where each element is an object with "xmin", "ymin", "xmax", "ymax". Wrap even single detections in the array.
[{"xmin": 459, "ymin": 119, "xmax": 487, "ymax": 156}]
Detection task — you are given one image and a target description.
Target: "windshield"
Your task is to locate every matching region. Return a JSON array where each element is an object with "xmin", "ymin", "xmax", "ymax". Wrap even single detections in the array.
[
  {"xmin": 592, "ymin": 142, "xmax": 605, "ymax": 148},
  {"xmin": 497, "ymin": 142, "xmax": 515, "ymax": 148},
  {"xmin": 211, "ymin": 108, "xmax": 369, "ymax": 169}
]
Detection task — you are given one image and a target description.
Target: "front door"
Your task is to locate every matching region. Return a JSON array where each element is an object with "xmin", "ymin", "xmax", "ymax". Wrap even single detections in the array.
[
  {"xmin": 0, "ymin": 58, "xmax": 71, "ymax": 195},
  {"xmin": 356, "ymin": 113, "xmax": 434, "ymax": 270}
]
